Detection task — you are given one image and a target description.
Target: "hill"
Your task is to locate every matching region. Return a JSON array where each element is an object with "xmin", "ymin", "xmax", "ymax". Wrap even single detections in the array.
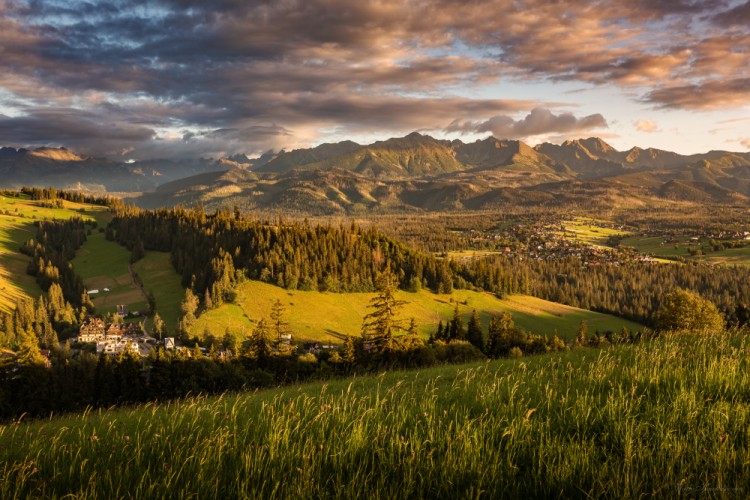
[
  {"xmin": 192, "ymin": 279, "xmax": 642, "ymax": 343},
  {"xmin": 0, "ymin": 193, "xmax": 109, "ymax": 312},
  {"xmin": 2, "ymin": 332, "xmax": 748, "ymax": 497}
]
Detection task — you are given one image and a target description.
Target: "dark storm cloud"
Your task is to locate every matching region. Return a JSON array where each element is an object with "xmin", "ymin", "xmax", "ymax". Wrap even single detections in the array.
[
  {"xmin": 0, "ymin": 108, "xmax": 155, "ymax": 145},
  {"xmin": 0, "ymin": 0, "xmax": 748, "ymax": 157},
  {"xmin": 445, "ymin": 108, "xmax": 608, "ymax": 139}
]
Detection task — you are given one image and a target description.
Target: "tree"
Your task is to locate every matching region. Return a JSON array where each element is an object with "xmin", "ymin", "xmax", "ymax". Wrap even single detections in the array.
[
  {"xmin": 152, "ymin": 312, "xmax": 166, "ymax": 340},
  {"xmin": 222, "ymin": 328, "xmax": 238, "ymax": 357},
  {"xmin": 487, "ymin": 312, "xmax": 513, "ymax": 358},
  {"xmin": 180, "ymin": 288, "xmax": 199, "ymax": 330},
  {"xmin": 341, "ymin": 336, "xmax": 357, "ymax": 364},
  {"xmin": 361, "ymin": 269, "xmax": 406, "ymax": 353},
  {"xmin": 250, "ymin": 318, "xmax": 274, "ymax": 361},
  {"xmin": 401, "ymin": 318, "xmax": 424, "ymax": 350},
  {"xmin": 466, "ymin": 309, "xmax": 484, "ymax": 352},
  {"xmin": 270, "ymin": 299, "xmax": 290, "ymax": 340},
  {"xmin": 656, "ymin": 289, "xmax": 724, "ymax": 334},
  {"xmin": 448, "ymin": 304, "xmax": 464, "ymax": 341},
  {"xmin": 16, "ymin": 327, "xmax": 46, "ymax": 365},
  {"xmin": 576, "ymin": 320, "xmax": 588, "ymax": 346}
]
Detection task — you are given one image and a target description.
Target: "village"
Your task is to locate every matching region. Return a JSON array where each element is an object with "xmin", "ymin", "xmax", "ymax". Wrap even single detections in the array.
[{"xmin": 72, "ymin": 314, "xmax": 336, "ymax": 359}]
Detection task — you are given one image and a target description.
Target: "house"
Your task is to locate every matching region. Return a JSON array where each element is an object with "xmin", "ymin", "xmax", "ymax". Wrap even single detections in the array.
[
  {"xmin": 116, "ymin": 304, "xmax": 128, "ymax": 317},
  {"xmin": 77, "ymin": 317, "xmax": 107, "ymax": 342}
]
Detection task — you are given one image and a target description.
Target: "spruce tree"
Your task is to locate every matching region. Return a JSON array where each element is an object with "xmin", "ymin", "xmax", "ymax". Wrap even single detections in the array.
[
  {"xmin": 251, "ymin": 318, "xmax": 274, "ymax": 361},
  {"xmin": 576, "ymin": 320, "xmax": 588, "ymax": 346},
  {"xmin": 341, "ymin": 336, "xmax": 356, "ymax": 365},
  {"xmin": 466, "ymin": 309, "xmax": 484, "ymax": 352},
  {"xmin": 361, "ymin": 269, "xmax": 406, "ymax": 353},
  {"xmin": 448, "ymin": 304, "xmax": 464, "ymax": 341},
  {"xmin": 16, "ymin": 327, "xmax": 46, "ymax": 365}
]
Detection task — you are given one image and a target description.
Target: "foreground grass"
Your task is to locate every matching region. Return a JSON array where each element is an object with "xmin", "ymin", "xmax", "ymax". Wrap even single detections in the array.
[
  {"xmin": 194, "ymin": 280, "xmax": 641, "ymax": 343},
  {"xmin": 2, "ymin": 333, "xmax": 750, "ymax": 498}
]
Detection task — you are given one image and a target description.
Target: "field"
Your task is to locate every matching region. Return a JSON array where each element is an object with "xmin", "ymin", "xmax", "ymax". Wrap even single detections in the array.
[
  {"xmin": 621, "ymin": 235, "xmax": 750, "ymax": 265},
  {"xmin": 73, "ymin": 232, "xmax": 185, "ymax": 330},
  {"xmin": 560, "ymin": 217, "xmax": 631, "ymax": 247},
  {"xmin": 72, "ymin": 230, "xmax": 147, "ymax": 315},
  {"xmin": 0, "ymin": 194, "xmax": 108, "ymax": 312},
  {"xmin": 2, "ymin": 332, "xmax": 749, "ymax": 498},
  {"xmin": 131, "ymin": 251, "xmax": 184, "ymax": 332},
  {"xmin": 192, "ymin": 280, "xmax": 642, "ymax": 343}
]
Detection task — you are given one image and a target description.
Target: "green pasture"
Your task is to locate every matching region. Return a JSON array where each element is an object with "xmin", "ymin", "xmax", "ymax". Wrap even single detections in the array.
[
  {"xmin": 621, "ymin": 234, "xmax": 750, "ymax": 265},
  {"xmin": 193, "ymin": 280, "xmax": 642, "ymax": 343},
  {"xmin": 559, "ymin": 217, "xmax": 632, "ymax": 247},
  {"xmin": 72, "ymin": 231, "xmax": 146, "ymax": 315},
  {"xmin": 0, "ymin": 194, "xmax": 107, "ymax": 312},
  {"xmin": 132, "ymin": 251, "xmax": 185, "ymax": 333}
]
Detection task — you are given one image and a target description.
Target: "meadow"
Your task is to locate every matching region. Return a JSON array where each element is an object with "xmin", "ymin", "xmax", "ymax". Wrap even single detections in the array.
[
  {"xmin": 0, "ymin": 194, "xmax": 107, "ymax": 312},
  {"xmin": 560, "ymin": 217, "xmax": 632, "ymax": 247},
  {"xmin": 621, "ymin": 235, "xmax": 750, "ymax": 265},
  {"xmin": 2, "ymin": 332, "xmax": 749, "ymax": 498},
  {"xmin": 192, "ymin": 280, "xmax": 642, "ymax": 343}
]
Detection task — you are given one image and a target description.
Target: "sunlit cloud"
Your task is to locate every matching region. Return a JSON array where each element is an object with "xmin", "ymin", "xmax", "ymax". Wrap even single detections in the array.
[
  {"xmin": 634, "ymin": 119, "xmax": 659, "ymax": 133},
  {"xmin": 0, "ymin": 0, "xmax": 748, "ymax": 157},
  {"xmin": 446, "ymin": 108, "xmax": 607, "ymax": 140}
]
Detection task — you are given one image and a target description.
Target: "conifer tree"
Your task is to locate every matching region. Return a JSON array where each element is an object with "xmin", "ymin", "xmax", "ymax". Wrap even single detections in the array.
[
  {"xmin": 180, "ymin": 288, "xmax": 199, "ymax": 331},
  {"xmin": 448, "ymin": 304, "xmax": 464, "ymax": 341},
  {"xmin": 16, "ymin": 327, "xmax": 46, "ymax": 365},
  {"xmin": 402, "ymin": 318, "xmax": 424, "ymax": 350},
  {"xmin": 576, "ymin": 320, "xmax": 588, "ymax": 346},
  {"xmin": 466, "ymin": 309, "xmax": 484, "ymax": 352},
  {"xmin": 341, "ymin": 336, "xmax": 356, "ymax": 364},
  {"xmin": 361, "ymin": 269, "xmax": 406, "ymax": 353},
  {"xmin": 251, "ymin": 318, "xmax": 274, "ymax": 361},
  {"xmin": 270, "ymin": 299, "xmax": 291, "ymax": 340}
]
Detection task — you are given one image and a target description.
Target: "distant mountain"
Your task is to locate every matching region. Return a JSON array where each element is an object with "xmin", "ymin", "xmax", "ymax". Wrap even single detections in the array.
[
  {"xmin": 2, "ymin": 133, "xmax": 750, "ymax": 212},
  {"xmin": 0, "ymin": 147, "xmax": 230, "ymax": 192},
  {"xmin": 133, "ymin": 132, "xmax": 750, "ymax": 213}
]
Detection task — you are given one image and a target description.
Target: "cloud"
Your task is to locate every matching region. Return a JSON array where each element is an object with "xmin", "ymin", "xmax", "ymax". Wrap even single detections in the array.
[
  {"xmin": 0, "ymin": 0, "xmax": 749, "ymax": 158},
  {"xmin": 642, "ymin": 78, "xmax": 750, "ymax": 109},
  {"xmin": 634, "ymin": 119, "xmax": 659, "ymax": 133},
  {"xmin": 742, "ymin": 138, "xmax": 750, "ymax": 149},
  {"xmin": 446, "ymin": 108, "xmax": 607, "ymax": 139}
]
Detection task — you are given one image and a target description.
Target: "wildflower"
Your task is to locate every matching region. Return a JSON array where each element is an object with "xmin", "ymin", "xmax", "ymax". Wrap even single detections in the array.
[{"xmin": 124, "ymin": 436, "xmax": 130, "ymax": 441}]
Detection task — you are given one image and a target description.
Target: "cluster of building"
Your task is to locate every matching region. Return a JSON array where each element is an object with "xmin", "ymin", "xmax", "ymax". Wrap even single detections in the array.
[{"xmin": 75, "ymin": 317, "xmax": 152, "ymax": 356}]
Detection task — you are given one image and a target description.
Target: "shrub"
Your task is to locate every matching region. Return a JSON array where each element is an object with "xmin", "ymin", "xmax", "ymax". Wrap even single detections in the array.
[{"xmin": 655, "ymin": 289, "xmax": 724, "ymax": 334}]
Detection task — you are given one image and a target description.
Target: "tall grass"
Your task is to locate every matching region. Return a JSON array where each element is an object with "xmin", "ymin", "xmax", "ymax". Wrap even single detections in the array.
[{"xmin": 2, "ymin": 332, "xmax": 750, "ymax": 498}]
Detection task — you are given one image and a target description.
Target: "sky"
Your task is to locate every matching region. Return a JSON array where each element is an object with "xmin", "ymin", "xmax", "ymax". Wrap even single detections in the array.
[{"xmin": 0, "ymin": 0, "xmax": 749, "ymax": 160}]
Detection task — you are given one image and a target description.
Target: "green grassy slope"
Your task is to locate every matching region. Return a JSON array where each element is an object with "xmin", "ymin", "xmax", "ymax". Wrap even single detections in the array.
[
  {"xmin": 622, "ymin": 234, "xmax": 750, "ymax": 265},
  {"xmin": 0, "ymin": 194, "xmax": 108, "ymax": 312},
  {"xmin": 193, "ymin": 280, "xmax": 642, "ymax": 342},
  {"xmin": 72, "ymin": 231, "xmax": 147, "ymax": 315},
  {"xmin": 2, "ymin": 333, "xmax": 749, "ymax": 498},
  {"xmin": 73, "ymin": 233, "xmax": 185, "ymax": 328},
  {"xmin": 132, "ymin": 251, "xmax": 184, "ymax": 331}
]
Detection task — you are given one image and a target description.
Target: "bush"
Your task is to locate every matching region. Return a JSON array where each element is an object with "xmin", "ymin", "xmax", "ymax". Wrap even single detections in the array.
[{"xmin": 655, "ymin": 289, "xmax": 724, "ymax": 334}]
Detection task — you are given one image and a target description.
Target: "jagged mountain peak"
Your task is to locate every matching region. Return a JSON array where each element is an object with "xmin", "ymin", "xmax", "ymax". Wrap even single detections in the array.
[{"xmin": 28, "ymin": 147, "xmax": 86, "ymax": 162}]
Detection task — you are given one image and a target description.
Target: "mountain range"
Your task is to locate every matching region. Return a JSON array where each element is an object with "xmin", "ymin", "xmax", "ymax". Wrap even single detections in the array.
[{"xmin": 2, "ymin": 133, "xmax": 749, "ymax": 213}]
